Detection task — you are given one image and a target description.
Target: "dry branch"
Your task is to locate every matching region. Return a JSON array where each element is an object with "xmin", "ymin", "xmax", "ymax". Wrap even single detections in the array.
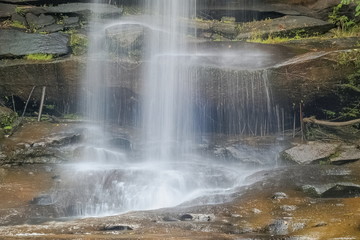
[{"xmin": 303, "ymin": 117, "xmax": 360, "ymax": 127}]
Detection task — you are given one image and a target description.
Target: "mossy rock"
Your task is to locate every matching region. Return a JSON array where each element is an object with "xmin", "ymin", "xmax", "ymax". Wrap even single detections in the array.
[
  {"xmin": 70, "ymin": 33, "xmax": 88, "ymax": 56},
  {"xmin": 0, "ymin": 106, "xmax": 17, "ymax": 134}
]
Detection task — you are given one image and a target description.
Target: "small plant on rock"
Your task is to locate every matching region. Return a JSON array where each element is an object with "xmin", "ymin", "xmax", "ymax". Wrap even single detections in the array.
[{"xmin": 329, "ymin": 0, "xmax": 360, "ymax": 36}]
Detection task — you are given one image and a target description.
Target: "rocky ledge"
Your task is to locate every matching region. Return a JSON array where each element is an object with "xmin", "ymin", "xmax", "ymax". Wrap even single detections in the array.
[
  {"xmin": 0, "ymin": 121, "xmax": 83, "ymax": 166},
  {"xmin": 0, "ymin": 29, "xmax": 70, "ymax": 58}
]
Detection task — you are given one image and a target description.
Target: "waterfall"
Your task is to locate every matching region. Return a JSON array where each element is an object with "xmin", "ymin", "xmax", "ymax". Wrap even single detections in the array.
[
  {"xmin": 141, "ymin": 0, "xmax": 197, "ymax": 159},
  {"xmin": 46, "ymin": 0, "xmax": 282, "ymax": 218}
]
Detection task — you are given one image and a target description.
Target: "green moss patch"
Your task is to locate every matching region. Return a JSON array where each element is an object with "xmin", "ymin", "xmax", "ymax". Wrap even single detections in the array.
[{"xmin": 25, "ymin": 53, "xmax": 54, "ymax": 61}]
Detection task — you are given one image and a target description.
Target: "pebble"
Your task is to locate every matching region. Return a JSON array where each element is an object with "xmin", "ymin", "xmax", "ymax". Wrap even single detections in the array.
[
  {"xmin": 281, "ymin": 205, "xmax": 297, "ymax": 211},
  {"xmin": 252, "ymin": 208, "xmax": 262, "ymax": 214},
  {"xmin": 313, "ymin": 222, "xmax": 327, "ymax": 227},
  {"xmin": 272, "ymin": 192, "xmax": 288, "ymax": 200}
]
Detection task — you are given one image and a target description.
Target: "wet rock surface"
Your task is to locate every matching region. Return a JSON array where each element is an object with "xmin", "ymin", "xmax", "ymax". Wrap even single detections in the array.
[
  {"xmin": 105, "ymin": 23, "xmax": 147, "ymax": 59},
  {"xmin": 0, "ymin": 1, "xmax": 359, "ymax": 238},
  {"xmin": 0, "ymin": 122, "xmax": 83, "ymax": 165},
  {"xmin": 0, "ymin": 158, "xmax": 359, "ymax": 239},
  {"xmin": 0, "ymin": 123, "xmax": 359, "ymax": 239}
]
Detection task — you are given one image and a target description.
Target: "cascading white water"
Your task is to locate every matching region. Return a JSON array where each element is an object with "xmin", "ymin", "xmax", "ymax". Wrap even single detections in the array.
[
  {"xmin": 141, "ymin": 0, "xmax": 197, "ymax": 158},
  {"xmin": 46, "ymin": 1, "xmax": 283, "ymax": 218}
]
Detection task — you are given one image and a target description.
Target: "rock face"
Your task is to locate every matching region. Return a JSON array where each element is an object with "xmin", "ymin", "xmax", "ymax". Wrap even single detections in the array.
[
  {"xmin": 0, "ymin": 0, "xmax": 358, "ymax": 134},
  {"xmin": 269, "ymin": 49, "xmax": 359, "ymax": 108},
  {"xmin": 0, "ymin": 56, "xmax": 141, "ymax": 117},
  {"xmin": 0, "ymin": 29, "xmax": 70, "ymax": 57},
  {"xmin": 0, "ymin": 37, "xmax": 358, "ymax": 129},
  {"xmin": 0, "ymin": 57, "xmax": 85, "ymax": 113}
]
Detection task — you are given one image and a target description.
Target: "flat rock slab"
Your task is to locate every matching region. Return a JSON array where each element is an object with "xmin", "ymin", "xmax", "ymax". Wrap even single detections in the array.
[
  {"xmin": 302, "ymin": 182, "xmax": 360, "ymax": 198},
  {"xmin": 283, "ymin": 142, "xmax": 339, "ymax": 164},
  {"xmin": 0, "ymin": 29, "xmax": 69, "ymax": 57},
  {"xmin": 25, "ymin": 13, "xmax": 55, "ymax": 29},
  {"xmin": 38, "ymin": 23, "xmax": 64, "ymax": 33},
  {"xmin": 0, "ymin": 3, "xmax": 16, "ymax": 18},
  {"xmin": 0, "ymin": 0, "xmax": 39, "ymax": 3},
  {"xmin": 237, "ymin": 15, "xmax": 334, "ymax": 39},
  {"xmin": 43, "ymin": 3, "xmax": 122, "ymax": 18},
  {"xmin": 331, "ymin": 145, "xmax": 360, "ymax": 164}
]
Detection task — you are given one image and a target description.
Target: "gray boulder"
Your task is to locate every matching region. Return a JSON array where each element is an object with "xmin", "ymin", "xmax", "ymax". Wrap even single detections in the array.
[
  {"xmin": 0, "ymin": 29, "xmax": 69, "ymax": 57},
  {"xmin": 282, "ymin": 142, "xmax": 340, "ymax": 164}
]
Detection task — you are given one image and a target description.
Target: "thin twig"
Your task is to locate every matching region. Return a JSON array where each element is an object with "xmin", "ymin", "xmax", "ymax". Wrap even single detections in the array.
[{"xmin": 22, "ymin": 86, "xmax": 36, "ymax": 118}]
